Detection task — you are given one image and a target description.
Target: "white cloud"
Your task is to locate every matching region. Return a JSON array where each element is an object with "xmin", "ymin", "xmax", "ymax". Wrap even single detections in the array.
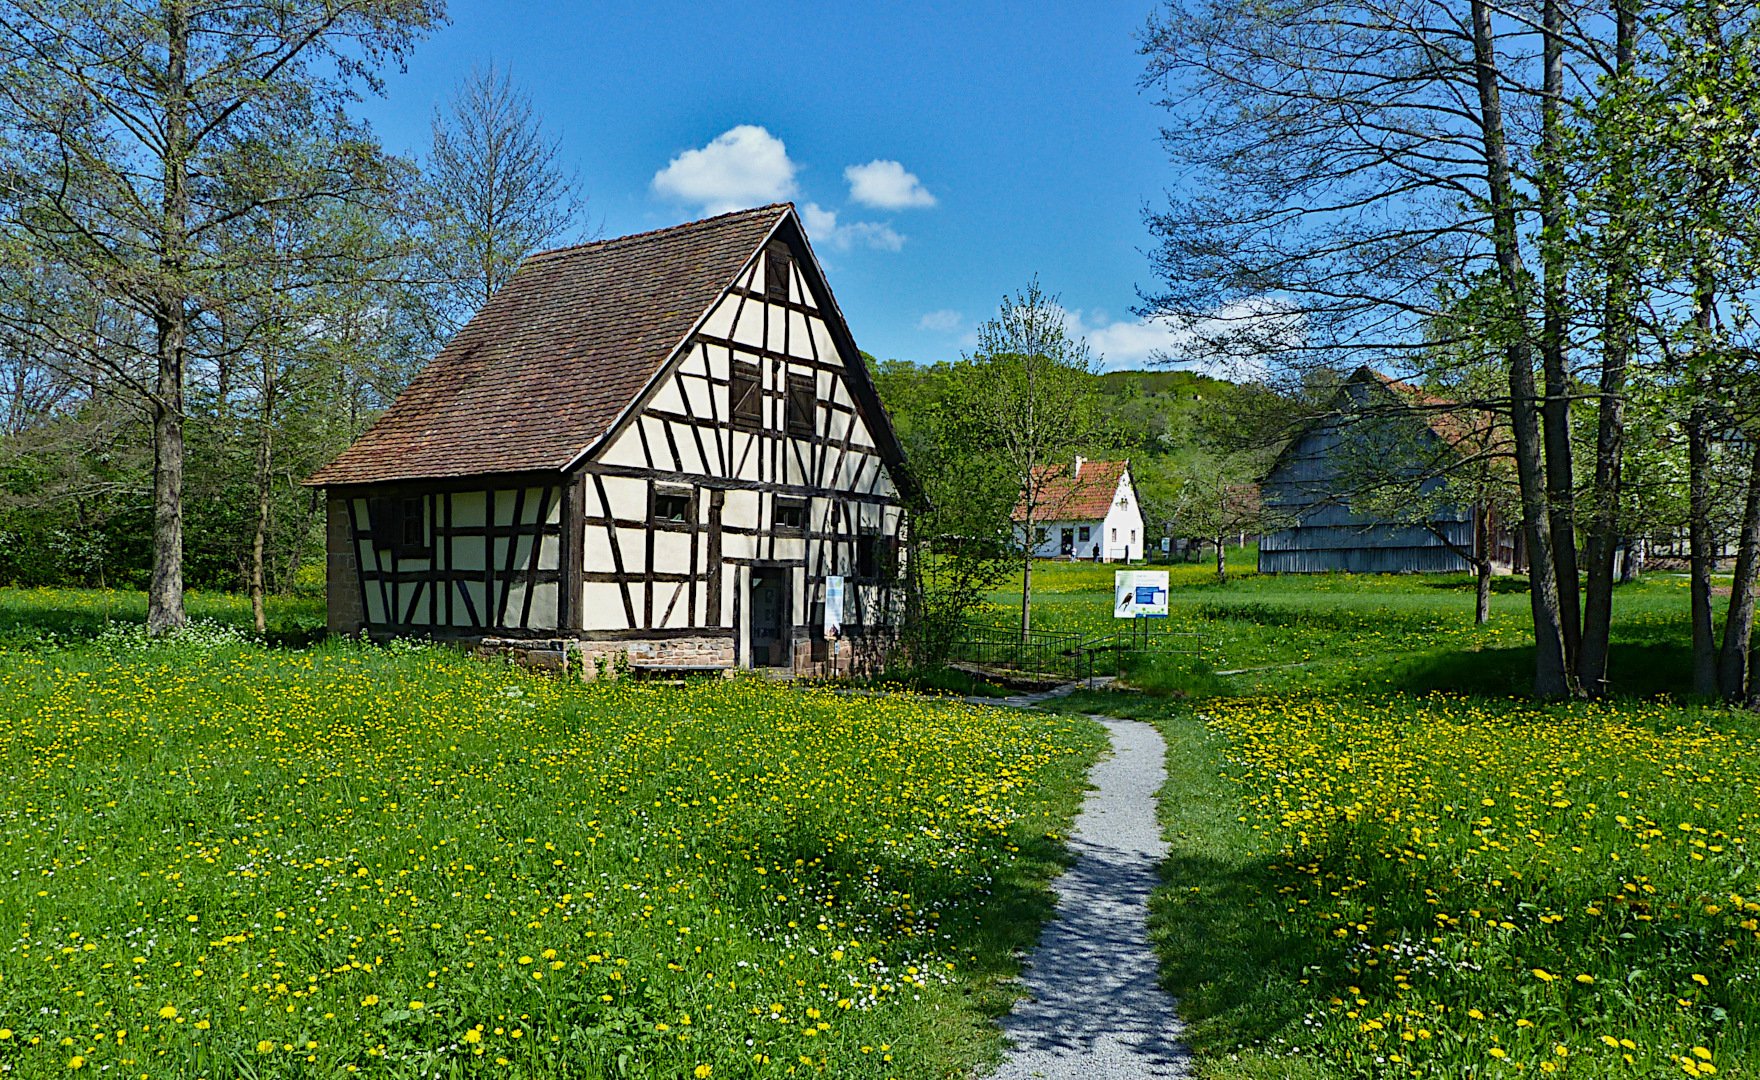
[
  {"xmin": 844, "ymin": 160, "xmax": 936, "ymax": 210},
  {"xmin": 651, "ymin": 125, "xmax": 797, "ymax": 214},
  {"xmin": 1059, "ymin": 299, "xmax": 1301, "ymax": 378},
  {"xmin": 800, "ymin": 202, "xmax": 838, "ymax": 237},
  {"xmin": 917, "ymin": 309, "xmax": 963, "ymax": 333},
  {"xmin": 799, "ymin": 202, "xmax": 905, "ymax": 253}
]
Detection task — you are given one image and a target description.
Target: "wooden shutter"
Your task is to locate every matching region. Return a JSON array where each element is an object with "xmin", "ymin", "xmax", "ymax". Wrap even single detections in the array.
[{"xmin": 731, "ymin": 361, "xmax": 761, "ymax": 430}]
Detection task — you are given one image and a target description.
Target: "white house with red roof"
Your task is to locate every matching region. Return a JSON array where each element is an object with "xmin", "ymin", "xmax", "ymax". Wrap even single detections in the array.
[{"xmin": 1012, "ymin": 457, "xmax": 1145, "ymax": 563}]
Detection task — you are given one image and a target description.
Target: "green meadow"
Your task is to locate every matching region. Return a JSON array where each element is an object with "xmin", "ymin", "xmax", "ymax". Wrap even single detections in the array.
[
  {"xmin": 0, "ymin": 603, "xmax": 1102, "ymax": 1079},
  {"xmin": 1000, "ymin": 555, "xmax": 1758, "ymax": 1079}
]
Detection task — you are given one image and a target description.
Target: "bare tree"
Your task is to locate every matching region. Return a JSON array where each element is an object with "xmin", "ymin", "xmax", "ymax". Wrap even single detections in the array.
[
  {"xmin": 971, "ymin": 280, "xmax": 1102, "ymax": 639},
  {"xmin": 420, "ymin": 63, "xmax": 584, "ymax": 335}
]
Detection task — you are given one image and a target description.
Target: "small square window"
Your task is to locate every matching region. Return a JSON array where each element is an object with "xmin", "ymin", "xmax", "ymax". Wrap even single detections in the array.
[
  {"xmin": 652, "ymin": 486, "xmax": 693, "ymax": 524},
  {"xmin": 775, "ymin": 497, "xmax": 808, "ymax": 532},
  {"xmin": 856, "ymin": 534, "xmax": 887, "ymax": 581},
  {"xmin": 1078, "ymin": 526, "xmax": 1091, "ymax": 542},
  {"xmin": 368, "ymin": 496, "xmax": 428, "ymax": 556}
]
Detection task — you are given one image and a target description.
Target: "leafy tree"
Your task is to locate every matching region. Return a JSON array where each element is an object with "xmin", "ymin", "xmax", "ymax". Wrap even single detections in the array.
[
  {"xmin": 0, "ymin": 0, "xmax": 440, "ymax": 632},
  {"xmin": 870, "ymin": 356, "xmax": 1018, "ymax": 664},
  {"xmin": 967, "ymin": 280, "xmax": 1103, "ymax": 639}
]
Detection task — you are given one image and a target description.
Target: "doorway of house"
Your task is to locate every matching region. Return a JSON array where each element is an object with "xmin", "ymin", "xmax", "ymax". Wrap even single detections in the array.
[
  {"xmin": 749, "ymin": 569, "xmax": 790, "ymax": 667},
  {"xmin": 1060, "ymin": 527, "xmax": 1075, "ymax": 557}
]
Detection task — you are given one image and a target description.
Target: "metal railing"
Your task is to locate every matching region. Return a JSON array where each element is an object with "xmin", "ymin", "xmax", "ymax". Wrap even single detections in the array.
[{"xmin": 934, "ymin": 619, "xmax": 1198, "ymax": 686}]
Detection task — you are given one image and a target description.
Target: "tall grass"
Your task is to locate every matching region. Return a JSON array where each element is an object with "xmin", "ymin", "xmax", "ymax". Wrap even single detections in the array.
[{"xmin": 0, "ymin": 629, "xmax": 1102, "ymax": 1078}]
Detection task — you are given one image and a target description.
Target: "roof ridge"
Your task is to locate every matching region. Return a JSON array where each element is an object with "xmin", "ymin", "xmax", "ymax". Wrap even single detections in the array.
[{"xmin": 526, "ymin": 203, "xmax": 794, "ymax": 263}]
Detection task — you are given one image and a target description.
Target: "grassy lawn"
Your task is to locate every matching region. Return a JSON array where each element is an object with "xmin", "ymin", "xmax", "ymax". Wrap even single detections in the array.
[
  {"xmin": 987, "ymin": 552, "xmax": 1692, "ymax": 698},
  {"xmin": 0, "ymin": 622, "xmax": 1103, "ymax": 1078},
  {"xmin": 1006, "ymin": 558, "xmax": 1758, "ymax": 1079},
  {"xmin": 0, "ymin": 586, "xmax": 326, "ymax": 648}
]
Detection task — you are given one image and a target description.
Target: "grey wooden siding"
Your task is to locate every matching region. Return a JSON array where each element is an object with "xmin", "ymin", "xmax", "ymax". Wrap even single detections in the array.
[{"xmin": 1259, "ymin": 422, "xmax": 1473, "ymax": 574}]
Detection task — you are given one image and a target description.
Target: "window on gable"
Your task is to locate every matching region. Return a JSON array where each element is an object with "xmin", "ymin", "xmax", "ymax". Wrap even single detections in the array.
[
  {"xmin": 651, "ymin": 485, "xmax": 694, "ymax": 524},
  {"xmin": 765, "ymin": 245, "xmax": 792, "ymax": 301},
  {"xmin": 786, "ymin": 374, "xmax": 816, "ymax": 436},
  {"xmin": 730, "ymin": 360, "xmax": 761, "ymax": 431},
  {"xmin": 775, "ymin": 497, "xmax": 808, "ymax": 532}
]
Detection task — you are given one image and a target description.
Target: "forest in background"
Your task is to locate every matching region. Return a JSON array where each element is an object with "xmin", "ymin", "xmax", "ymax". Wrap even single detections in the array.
[{"xmin": 0, "ymin": 21, "xmax": 583, "ymax": 613}]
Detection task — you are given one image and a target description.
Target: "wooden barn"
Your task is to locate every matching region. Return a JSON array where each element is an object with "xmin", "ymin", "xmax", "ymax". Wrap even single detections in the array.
[
  {"xmin": 1258, "ymin": 367, "xmax": 1517, "ymax": 574},
  {"xmin": 303, "ymin": 204, "xmax": 913, "ymax": 676}
]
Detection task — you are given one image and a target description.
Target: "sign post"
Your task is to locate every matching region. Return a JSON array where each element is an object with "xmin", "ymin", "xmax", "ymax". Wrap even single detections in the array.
[
  {"xmin": 823, "ymin": 574, "xmax": 845, "ymax": 642},
  {"xmin": 1114, "ymin": 569, "xmax": 1169, "ymax": 648}
]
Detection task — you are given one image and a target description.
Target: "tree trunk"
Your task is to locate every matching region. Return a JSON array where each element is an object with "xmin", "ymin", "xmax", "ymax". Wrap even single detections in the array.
[
  {"xmin": 1717, "ymin": 442, "xmax": 1760, "ymax": 700},
  {"xmin": 1470, "ymin": 0, "xmax": 1572, "ymax": 698},
  {"xmin": 250, "ymin": 361, "xmax": 275, "ymax": 636},
  {"xmin": 1215, "ymin": 535, "xmax": 1226, "ymax": 584},
  {"xmin": 1538, "ymin": 0, "xmax": 1581, "ymax": 664},
  {"xmin": 1475, "ymin": 507, "xmax": 1492, "ymax": 625},
  {"xmin": 1020, "ymin": 547, "xmax": 1033, "ymax": 640},
  {"xmin": 1577, "ymin": 0, "xmax": 1638, "ymax": 696},
  {"xmin": 147, "ymin": 0, "xmax": 191, "ymax": 636},
  {"xmin": 1688, "ymin": 402, "xmax": 1717, "ymax": 697}
]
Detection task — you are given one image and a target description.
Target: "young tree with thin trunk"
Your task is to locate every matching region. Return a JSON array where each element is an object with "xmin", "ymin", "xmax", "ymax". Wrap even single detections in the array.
[
  {"xmin": 970, "ymin": 280, "xmax": 1101, "ymax": 640},
  {"xmin": 0, "ymin": 0, "xmax": 439, "ymax": 633}
]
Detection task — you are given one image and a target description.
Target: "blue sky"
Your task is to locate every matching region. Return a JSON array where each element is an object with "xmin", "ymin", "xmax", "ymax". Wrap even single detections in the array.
[{"xmin": 353, "ymin": 1, "xmax": 1180, "ymax": 370}]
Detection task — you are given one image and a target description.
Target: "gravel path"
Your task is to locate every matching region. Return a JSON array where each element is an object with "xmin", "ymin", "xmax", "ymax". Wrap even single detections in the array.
[{"xmin": 988, "ymin": 710, "xmax": 1191, "ymax": 1079}]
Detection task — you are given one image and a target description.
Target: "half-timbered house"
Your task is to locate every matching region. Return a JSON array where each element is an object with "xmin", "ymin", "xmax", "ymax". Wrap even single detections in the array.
[{"xmin": 303, "ymin": 204, "xmax": 913, "ymax": 675}]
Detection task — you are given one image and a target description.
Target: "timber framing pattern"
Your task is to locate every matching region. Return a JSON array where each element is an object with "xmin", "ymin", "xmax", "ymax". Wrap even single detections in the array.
[{"xmin": 307, "ymin": 205, "xmax": 913, "ymax": 676}]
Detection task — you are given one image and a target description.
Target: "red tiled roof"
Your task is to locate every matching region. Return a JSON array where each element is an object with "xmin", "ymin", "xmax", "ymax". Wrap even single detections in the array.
[
  {"xmin": 1012, "ymin": 459, "xmax": 1130, "ymax": 522},
  {"xmin": 1354, "ymin": 366, "xmax": 1486, "ymax": 450},
  {"xmin": 306, "ymin": 205, "xmax": 792, "ymax": 486}
]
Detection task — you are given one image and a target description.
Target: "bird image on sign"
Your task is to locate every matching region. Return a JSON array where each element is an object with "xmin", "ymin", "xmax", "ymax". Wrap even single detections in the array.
[{"xmin": 1114, "ymin": 570, "xmax": 1169, "ymax": 618}]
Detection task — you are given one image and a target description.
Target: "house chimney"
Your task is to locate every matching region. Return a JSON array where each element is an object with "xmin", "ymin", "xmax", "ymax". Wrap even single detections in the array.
[{"xmin": 1074, "ymin": 455, "xmax": 1085, "ymax": 476}]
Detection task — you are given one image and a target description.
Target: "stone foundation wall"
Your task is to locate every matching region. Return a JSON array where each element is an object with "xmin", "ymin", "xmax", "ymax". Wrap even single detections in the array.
[
  {"xmin": 475, "ymin": 630, "xmax": 894, "ymax": 682},
  {"xmin": 325, "ymin": 498, "xmax": 366, "ymax": 636},
  {"xmin": 478, "ymin": 635, "xmax": 736, "ymax": 680}
]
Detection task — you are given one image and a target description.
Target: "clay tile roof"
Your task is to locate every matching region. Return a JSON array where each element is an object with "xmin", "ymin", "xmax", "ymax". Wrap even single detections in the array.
[
  {"xmin": 1012, "ymin": 459, "xmax": 1130, "ymax": 522},
  {"xmin": 305, "ymin": 204, "xmax": 792, "ymax": 487},
  {"xmin": 1352, "ymin": 366, "xmax": 1484, "ymax": 450}
]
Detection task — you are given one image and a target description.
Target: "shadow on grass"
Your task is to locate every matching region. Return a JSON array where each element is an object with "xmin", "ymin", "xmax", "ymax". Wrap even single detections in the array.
[
  {"xmin": 0, "ymin": 589, "xmax": 326, "ymax": 649},
  {"xmin": 1390, "ymin": 641, "xmax": 1693, "ymax": 699},
  {"xmin": 1419, "ymin": 575, "xmax": 1534, "ymax": 594}
]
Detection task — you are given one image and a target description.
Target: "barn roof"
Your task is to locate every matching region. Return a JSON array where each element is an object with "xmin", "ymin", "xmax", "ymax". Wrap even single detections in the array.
[
  {"xmin": 1356, "ymin": 367, "xmax": 1481, "ymax": 449},
  {"xmin": 1012, "ymin": 459, "xmax": 1131, "ymax": 522},
  {"xmin": 306, "ymin": 205, "xmax": 793, "ymax": 487}
]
